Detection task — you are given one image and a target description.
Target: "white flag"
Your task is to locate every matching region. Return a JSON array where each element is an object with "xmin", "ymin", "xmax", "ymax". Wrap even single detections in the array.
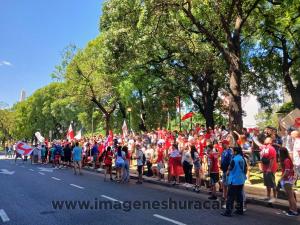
[
  {"xmin": 122, "ymin": 120, "xmax": 128, "ymax": 138},
  {"xmin": 74, "ymin": 129, "xmax": 82, "ymax": 140}
]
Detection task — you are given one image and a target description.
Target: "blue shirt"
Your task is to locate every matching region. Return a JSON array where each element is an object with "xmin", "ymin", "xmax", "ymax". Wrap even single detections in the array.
[
  {"xmin": 228, "ymin": 154, "xmax": 247, "ymax": 185},
  {"xmin": 73, "ymin": 146, "xmax": 82, "ymax": 161}
]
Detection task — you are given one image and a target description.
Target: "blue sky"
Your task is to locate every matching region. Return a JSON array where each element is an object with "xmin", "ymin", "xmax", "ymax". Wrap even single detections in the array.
[{"xmin": 0, "ymin": 0, "xmax": 104, "ymax": 106}]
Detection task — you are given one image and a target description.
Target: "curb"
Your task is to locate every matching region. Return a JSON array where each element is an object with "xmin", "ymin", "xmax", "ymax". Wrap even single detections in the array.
[{"xmin": 83, "ymin": 166, "xmax": 299, "ymax": 211}]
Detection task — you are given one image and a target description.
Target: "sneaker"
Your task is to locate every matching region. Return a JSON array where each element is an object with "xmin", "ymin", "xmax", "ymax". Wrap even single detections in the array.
[
  {"xmin": 221, "ymin": 212, "xmax": 232, "ymax": 217},
  {"xmin": 268, "ymin": 198, "xmax": 276, "ymax": 203},
  {"xmin": 208, "ymin": 196, "xmax": 217, "ymax": 200},
  {"xmin": 234, "ymin": 210, "xmax": 244, "ymax": 215},
  {"xmin": 285, "ymin": 211, "xmax": 299, "ymax": 217}
]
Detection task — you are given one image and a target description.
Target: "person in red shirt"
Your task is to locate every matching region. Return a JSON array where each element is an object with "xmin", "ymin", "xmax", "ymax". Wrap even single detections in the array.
[
  {"xmin": 208, "ymin": 144, "xmax": 219, "ymax": 200},
  {"xmin": 260, "ymin": 137, "xmax": 278, "ymax": 203},
  {"xmin": 156, "ymin": 144, "xmax": 165, "ymax": 181},
  {"xmin": 103, "ymin": 146, "xmax": 113, "ymax": 181},
  {"xmin": 279, "ymin": 147, "xmax": 298, "ymax": 216}
]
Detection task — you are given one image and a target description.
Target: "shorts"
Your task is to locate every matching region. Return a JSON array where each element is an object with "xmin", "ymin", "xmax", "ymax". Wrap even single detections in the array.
[
  {"xmin": 283, "ymin": 182, "xmax": 293, "ymax": 192},
  {"xmin": 116, "ymin": 161, "xmax": 124, "ymax": 168},
  {"xmin": 222, "ymin": 173, "xmax": 229, "ymax": 186},
  {"xmin": 193, "ymin": 161, "xmax": 201, "ymax": 170},
  {"xmin": 137, "ymin": 165, "xmax": 143, "ymax": 175},
  {"xmin": 73, "ymin": 160, "xmax": 81, "ymax": 166},
  {"xmin": 93, "ymin": 154, "xmax": 98, "ymax": 162},
  {"xmin": 64, "ymin": 156, "xmax": 71, "ymax": 162},
  {"xmin": 54, "ymin": 155, "xmax": 61, "ymax": 161},
  {"xmin": 263, "ymin": 172, "xmax": 275, "ymax": 188},
  {"xmin": 210, "ymin": 173, "xmax": 219, "ymax": 185},
  {"xmin": 157, "ymin": 162, "xmax": 164, "ymax": 172}
]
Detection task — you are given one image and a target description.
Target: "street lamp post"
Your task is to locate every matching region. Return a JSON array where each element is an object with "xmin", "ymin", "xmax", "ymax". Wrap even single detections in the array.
[
  {"xmin": 91, "ymin": 107, "xmax": 94, "ymax": 136},
  {"xmin": 127, "ymin": 107, "xmax": 132, "ymax": 133}
]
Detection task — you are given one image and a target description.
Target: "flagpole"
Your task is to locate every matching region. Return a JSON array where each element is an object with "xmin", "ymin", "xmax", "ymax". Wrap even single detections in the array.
[
  {"xmin": 179, "ymin": 96, "xmax": 182, "ymax": 132},
  {"xmin": 190, "ymin": 115, "xmax": 193, "ymax": 130}
]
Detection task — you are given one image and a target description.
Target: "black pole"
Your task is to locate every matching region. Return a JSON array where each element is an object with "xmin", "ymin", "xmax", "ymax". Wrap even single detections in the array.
[{"xmin": 179, "ymin": 96, "xmax": 182, "ymax": 132}]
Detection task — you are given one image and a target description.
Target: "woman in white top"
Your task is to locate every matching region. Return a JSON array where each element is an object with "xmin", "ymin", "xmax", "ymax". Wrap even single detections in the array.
[{"xmin": 182, "ymin": 145, "xmax": 193, "ymax": 186}]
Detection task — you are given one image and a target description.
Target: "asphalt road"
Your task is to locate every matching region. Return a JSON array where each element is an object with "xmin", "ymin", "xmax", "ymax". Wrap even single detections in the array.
[{"xmin": 0, "ymin": 158, "xmax": 299, "ymax": 225}]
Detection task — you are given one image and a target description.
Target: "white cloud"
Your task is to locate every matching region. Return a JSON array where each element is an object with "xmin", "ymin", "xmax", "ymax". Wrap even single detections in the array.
[{"xmin": 0, "ymin": 60, "xmax": 12, "ymax": 66}]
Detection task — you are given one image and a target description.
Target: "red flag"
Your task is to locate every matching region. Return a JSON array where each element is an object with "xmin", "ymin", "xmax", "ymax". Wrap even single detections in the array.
[
  {"xmin": 181, "ymin": 112, "xmax": 194, "ymax": 121},
  {"xmin": 295, "ymin": 117, "xmax": 300, "ymax": 128},
  {"xmin": 67, "ymin": 123, "xmax": 74, "ymax": 141},
  {"xmin": 108, "ymin": 130, "xmax": 114, "ymax": 146}
]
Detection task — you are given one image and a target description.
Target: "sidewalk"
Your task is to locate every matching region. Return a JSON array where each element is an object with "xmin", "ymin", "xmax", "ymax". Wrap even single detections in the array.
[{"xmin": 85, "ymin": 166, "xmax": 300, "ymax": 211}]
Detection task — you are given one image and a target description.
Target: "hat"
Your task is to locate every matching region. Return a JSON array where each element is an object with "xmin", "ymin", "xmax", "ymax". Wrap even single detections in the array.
[{"xmin": 221, "ymin": 140, "xmax": 230, "ymax": 145}]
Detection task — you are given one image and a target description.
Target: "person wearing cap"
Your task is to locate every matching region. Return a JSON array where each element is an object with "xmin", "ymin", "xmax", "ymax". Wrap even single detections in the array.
[
  {"xmin": 220, "ymin": 140, "xmax": 233, "ymax": 208},
  {"xmin": 260, "ymin": 137, "xmax": 278, "ymax": 203},
  {"xmin": 221, "ymin": 147, "xmax": 247, "ymax": 217}
]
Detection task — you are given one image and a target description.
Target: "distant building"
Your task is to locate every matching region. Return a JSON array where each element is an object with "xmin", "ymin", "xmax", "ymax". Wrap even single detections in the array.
[{"xmin": 19, "ymin": 90, "xmax": 26, "ymax": 102}]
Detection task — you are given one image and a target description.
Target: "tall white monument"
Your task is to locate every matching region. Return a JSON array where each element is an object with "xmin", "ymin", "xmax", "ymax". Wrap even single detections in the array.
[{"xmin": 19, "ymin": 90, "xmax": 26, "ymax": 102}]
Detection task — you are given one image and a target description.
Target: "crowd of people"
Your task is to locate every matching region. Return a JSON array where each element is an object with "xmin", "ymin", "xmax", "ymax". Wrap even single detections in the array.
[{"xmin": 7, "ymin": 123, "xmax": 300, "ymax": 217}]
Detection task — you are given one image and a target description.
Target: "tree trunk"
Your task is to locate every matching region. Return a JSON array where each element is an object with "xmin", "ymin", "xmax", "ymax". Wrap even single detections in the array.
[
  {"xmin": 204, "ymin": 105, "xmax": 215, "ymax": 129},
  {"xmin": 118, "ymin": 102, "xmax": 127, "ymax": 120},
  {"xmin": 228, "ymin": 55, "xmax": 243, "ymax": 133},
  {"xmin": 105, "ymin": 114, "xmax": 111, "ymax": 136},
  {"xmin": 282, "ymin": 38, "xmax": 300, "ymax": 109}
]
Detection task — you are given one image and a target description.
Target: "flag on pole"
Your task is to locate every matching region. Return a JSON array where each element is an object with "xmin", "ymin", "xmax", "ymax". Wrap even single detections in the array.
[
  {"xmin": 122, "ymin": 120, "xmax": 128, "ymax": 138},
  {"xmin": 181, "ymin": 112, "xmax": 194, "ymax": 121},
  {"xmin": 16, "ymin": 141, "xmax": 33, "ymax": 156},
  {"xmin": 67, "ymin": 123, "xmax": 74, "ymax": 141},
  {"xmin": 35, "ymin": 132, "xmax": 45, "ymax": 143},
  {"xmin": 74, "ymin": 129, "xmax": 82, "ymax": 140},
  {"xmin": 105, "ymin": 130, "xmax": 114, "ymax": 148}
]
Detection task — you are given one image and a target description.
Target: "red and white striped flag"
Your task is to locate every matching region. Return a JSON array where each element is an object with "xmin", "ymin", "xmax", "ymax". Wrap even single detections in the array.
[
  {"xmin": 67, "ymin": 123, "xmax": 74, "ymax": 141},
  {"xmin": 16, "ymin": 142, "xmax": 33, "ymax": 156}
]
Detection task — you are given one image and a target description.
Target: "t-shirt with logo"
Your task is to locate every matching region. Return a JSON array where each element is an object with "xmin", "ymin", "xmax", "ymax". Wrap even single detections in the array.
[
  {"xmin": 282, "ymin": 158, "xmax": 295, "ymax": 183},
  {"xmin": 260, "ymin": 144, "xmax": 278, "ymax": 173},
  {"xmin": 208, "ymin": 152, "xmax": 219, "ymax": 173}
]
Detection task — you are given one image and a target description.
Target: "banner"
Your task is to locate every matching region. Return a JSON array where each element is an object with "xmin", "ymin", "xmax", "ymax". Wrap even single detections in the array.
[
  {"xmin": 16, "ymin": 142, "xmax": 33, "ymax": 156},
  {"xmin": 35, "ymin": 132, "xmax": 45, "ymax": 143}
]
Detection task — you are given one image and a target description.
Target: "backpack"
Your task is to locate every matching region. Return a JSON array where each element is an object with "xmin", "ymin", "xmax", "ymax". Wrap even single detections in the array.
[
  {"xmin": 221, "ymin": 149, "xmax": 232, "ymax": 172},
  {"xmin": 261, "ymin": 147, "xmax": 270, "ymax": 165}
]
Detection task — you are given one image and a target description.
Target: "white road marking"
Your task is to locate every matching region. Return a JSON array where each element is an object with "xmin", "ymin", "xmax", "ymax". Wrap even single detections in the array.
[
  {"xmin": 0, "ymin": 209, "xmax": 10, "ymax": 223},
  {"xmin": 38, "ymin": 172, "xmax": 45, "ymax": 175},
  {"xmin": 101, "ymin": 195, "xmax": 123, "ymax": 203},
  {"xmin": 0, "ymin": 169, "xmax": 15, "ymax": 175},
  {"xmin": 29, "ymin": 169, "xmax": 34, "ymax": 171},
  {"xmin": 51, "ymin": 177, "xmax": 61, "ymax": 181},
  {"xmin": 37, "ymin": 167, "xmax": 54, "ymax": 172},
  {"xmin": 153, "ymin": 214, "xmax": 186, "ymax": 225},
  {"xmin": 20, "ymin": 165, "xmax": 25, "ymax": 168},
  {"xmin": 70, "ymin": 184, "xmax": 84, "ymax": 189}
]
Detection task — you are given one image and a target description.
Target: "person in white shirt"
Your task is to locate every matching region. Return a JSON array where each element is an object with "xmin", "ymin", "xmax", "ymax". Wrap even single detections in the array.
[
  {"xmin": 291, "ymin": 131, "xmax": 300, "ymax": 178},
  {"xmin": 282, "ymin": 128, "xmax": 295, "ymax": 154}
]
